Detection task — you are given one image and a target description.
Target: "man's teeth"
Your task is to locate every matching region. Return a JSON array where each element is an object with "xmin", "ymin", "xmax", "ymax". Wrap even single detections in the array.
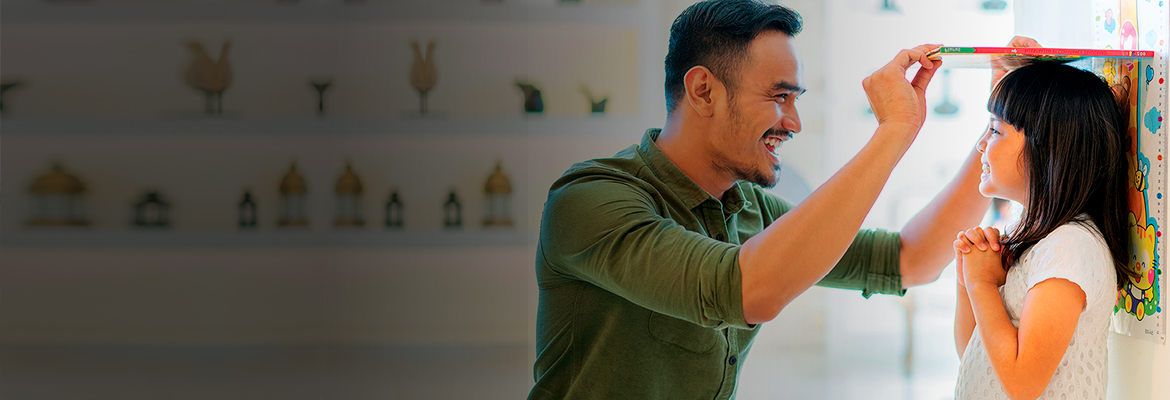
[
  {"xmin": 763, "ymin": 137, "xmax": 783, "ymax": 155},
  {"xmin": 982, "ymin": 164, "xmax": 991, "ymax": 173}
]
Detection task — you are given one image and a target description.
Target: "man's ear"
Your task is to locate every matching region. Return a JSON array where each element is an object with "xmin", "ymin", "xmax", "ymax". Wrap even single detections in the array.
[{"xmin": 684, "ymin": 66, "xmax": 718, "ymax": 117}]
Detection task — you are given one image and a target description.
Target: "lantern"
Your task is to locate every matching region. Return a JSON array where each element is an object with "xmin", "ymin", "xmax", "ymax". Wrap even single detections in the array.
[
  {"xmin": 278, "ymin": 162, "xmax": 308, "ymax": 228},
  {"xmin": 483, "ymin": 161, "xmax": 512, "ymax": 227},
  {"xmin": 28, "ymin": 162, "xmax": 88, "ymax": 227},
  {"xmin": 133, "ymin": 191, "xmax": 171, "ymax": 227},
  {"xmin": 385, "ymin": 189, "xmax": 404, "ymax": 228},
  {"xmin": 443, "ymin": 190, "xmax": 462, "ymax": 228},
  {"xmin": 334, "ymin": 161, "xmax": 364, "ymax": 227},
  {"xmin": 239, "ymin": 190, "xmax": 257, "ymax": 228}
]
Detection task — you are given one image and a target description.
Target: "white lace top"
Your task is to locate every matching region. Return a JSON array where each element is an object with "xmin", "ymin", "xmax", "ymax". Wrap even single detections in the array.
[{"xmin": 955, "ymin": 218, "xmax": 1116, "ymax": 400}]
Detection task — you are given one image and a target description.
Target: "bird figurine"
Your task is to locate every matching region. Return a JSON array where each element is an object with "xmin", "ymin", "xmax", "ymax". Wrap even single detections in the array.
[
  {"xmin": 0, "ymin": 80, "xmax": 24, "ymax": 115},
  {"xmin": 516, "ymin": 82, "xmax": 544, "ymax": 113},
  {"xmin": 579, "ymin": 84, "xmax": 608, "ymax": 113},
  {"xmin": 184, "ymin": 39, "xmax": 233, "ymax": 116},
  {"xmin": 410, "ymin": 39, "xmax": 438, "ymax": 115}
]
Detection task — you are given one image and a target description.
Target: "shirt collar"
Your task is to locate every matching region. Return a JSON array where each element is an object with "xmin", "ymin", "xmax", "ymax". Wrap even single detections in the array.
[{"xmin": 639, "ymin": 128, "xmax": 750, "ymax": 214}]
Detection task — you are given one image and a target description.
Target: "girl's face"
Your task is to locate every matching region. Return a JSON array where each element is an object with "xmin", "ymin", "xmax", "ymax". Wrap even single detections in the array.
[{"xmin": 977, "ymin": 116, "xmax": 1029, "ymax": 204}]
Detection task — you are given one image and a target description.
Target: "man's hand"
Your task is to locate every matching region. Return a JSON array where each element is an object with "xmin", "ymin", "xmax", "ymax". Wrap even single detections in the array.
[
  {"xmin": 991, "ymin": 36, "xmax": 1042, "ymax": 90},
  {"xmin": 862, "ymin": 44, "xmax": 942, "ymax": 133},
  {"xmin": 957, "ymin": 227, "xmax": 1007, "ymax": 287}
]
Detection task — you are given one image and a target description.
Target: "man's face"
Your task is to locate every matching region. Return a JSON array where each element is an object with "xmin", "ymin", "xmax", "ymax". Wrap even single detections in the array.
[{"xmin": 710, "ymin": 31, "xmax": 805, "ymax": 188}]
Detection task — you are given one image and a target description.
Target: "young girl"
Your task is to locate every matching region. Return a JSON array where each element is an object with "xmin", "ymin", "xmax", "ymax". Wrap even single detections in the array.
[{"xmin": 952, "ymin": 61, "xmax": 1137, "ymax": 400}]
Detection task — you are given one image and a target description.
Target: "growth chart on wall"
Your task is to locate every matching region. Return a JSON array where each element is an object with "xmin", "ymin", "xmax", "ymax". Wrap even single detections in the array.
[
  {"xmin": 926, "ymin": 46, "xmax": 1153, "ymax": 68},
  {"xmin": 1096, "ymin": 0, "xmax": 1167, "ymax": 344}
]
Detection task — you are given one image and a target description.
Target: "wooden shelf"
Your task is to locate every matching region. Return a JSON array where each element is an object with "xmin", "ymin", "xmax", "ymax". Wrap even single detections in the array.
[
  {"xmin": 0, "ymin": 228, "xmax": 536, "ymax": 249},
  {"xmin": 1, "ymin": 1, "xmax": 644, "ymax": 26}
]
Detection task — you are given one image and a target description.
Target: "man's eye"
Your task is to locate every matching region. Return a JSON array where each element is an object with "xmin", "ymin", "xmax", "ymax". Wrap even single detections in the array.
[{"xmin": 775, "ymin": 94, "xmax": 788, "ymax": 102}]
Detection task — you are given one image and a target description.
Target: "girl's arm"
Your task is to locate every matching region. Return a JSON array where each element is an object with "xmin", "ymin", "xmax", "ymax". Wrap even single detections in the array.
[
  {"xmin": 955, "ymin": 278, "xmax": 976, "ymax": 358},
  {"xmin": 963, "ymin": 243, "xmax": 1085, "ymax": 400},
  {"xmin": 953, "ymin": 244, "xmax": 976, "ymax": 358}
]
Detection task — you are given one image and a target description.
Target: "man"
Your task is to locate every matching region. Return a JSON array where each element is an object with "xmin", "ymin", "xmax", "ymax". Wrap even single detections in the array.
[{"xmin": 530, "ymin": 1, "xmax": 988, "ymax": 398}]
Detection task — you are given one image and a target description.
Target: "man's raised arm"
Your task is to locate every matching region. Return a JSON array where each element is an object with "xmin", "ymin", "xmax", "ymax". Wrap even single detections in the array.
[{"xmin": 739, "ymin": 44, "xmax": 942, "ymax": 324}]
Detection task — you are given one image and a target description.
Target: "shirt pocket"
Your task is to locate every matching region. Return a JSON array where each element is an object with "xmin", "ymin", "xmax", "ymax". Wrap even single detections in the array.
[{"xmin": 648, "ymin": 312, "xmax": 719, "ymax": 353}]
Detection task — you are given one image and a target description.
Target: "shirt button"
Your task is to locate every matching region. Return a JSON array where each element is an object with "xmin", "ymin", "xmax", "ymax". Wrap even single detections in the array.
[
  {"xmin": 715, "ymin": 233, "xmax": 725, "ymax": 241},
  {"xmin": 729, "ymin": 356, "xmax": 737, "ymax": 365}
]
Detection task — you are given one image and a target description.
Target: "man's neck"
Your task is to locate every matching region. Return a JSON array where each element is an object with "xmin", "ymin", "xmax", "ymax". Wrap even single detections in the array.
[{"xmin": 658, "ymin": 117, "xmax": 736, "ymax": 200}]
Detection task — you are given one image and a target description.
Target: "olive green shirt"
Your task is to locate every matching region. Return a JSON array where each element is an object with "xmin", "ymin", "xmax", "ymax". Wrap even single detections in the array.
[{"xmin": 530, "ymin": 129, "xmax": 905, "ymax": 400}]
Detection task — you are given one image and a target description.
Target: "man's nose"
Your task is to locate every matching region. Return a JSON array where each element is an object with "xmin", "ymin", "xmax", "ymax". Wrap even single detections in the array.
[{"xmin": 780, "ymin": 108, "xmax": 801, "ymax": 134}]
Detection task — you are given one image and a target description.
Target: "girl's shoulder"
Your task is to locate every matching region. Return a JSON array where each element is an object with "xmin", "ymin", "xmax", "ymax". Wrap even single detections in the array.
[
  {"xmin": 1019, "ymin": 217, "xmax": 1114, "ymax": 294},
  {"xmin": 1029, "ymin": 218, "xmax": 1107, "ymax": 254}
]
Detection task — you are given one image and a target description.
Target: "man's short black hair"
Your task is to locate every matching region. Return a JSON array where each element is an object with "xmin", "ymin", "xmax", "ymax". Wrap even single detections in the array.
[{"xmin": 664, "ymin": 0, "xmax": 802, "ymax": 112}]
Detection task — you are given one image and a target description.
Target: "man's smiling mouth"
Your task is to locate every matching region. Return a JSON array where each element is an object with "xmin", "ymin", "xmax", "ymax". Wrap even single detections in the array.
[{"xmin": 762, "ymin": 131, "xmax": 792, "ymax": 156}]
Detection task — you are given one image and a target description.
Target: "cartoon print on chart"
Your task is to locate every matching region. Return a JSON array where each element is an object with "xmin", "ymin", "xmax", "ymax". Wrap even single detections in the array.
[
  {"xmin": 1113, "ymin": 54, "xmax": 1163, "ymax": 321},
  {"xmin": 1121, "ymin": 20, "xmax": 1139, "ymax": 50},
  {"xmin": 1103, "ymin": 57, "xmax": 1119, "ymax": 84},
  {"xmin": 1120, "ymin": 213, "xmax": 1161, "ymax": 320},
  {"xmin": 1147, "ymin": 107, "xmax": 1163, "ymax": 134},
  {"xmin": 1104, "ymin": 9, "xmax": 1117, "ymax": 33}
]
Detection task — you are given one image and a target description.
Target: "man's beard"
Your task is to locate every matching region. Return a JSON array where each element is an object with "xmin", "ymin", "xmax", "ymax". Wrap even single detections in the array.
[
  {"xmin": 719, "ymin": 156, "xmax": 780, "ymax": 188},
  {"xmin": 743, "ymin": 162, "xmax": 780, "ymax": 188},
  {"xmin": 712, "ymin": 145, "xmax": 781, "ymax": 188},
  {"xmin": 714, "ymin": 109, "xmax": 782, "ymax": 188}
]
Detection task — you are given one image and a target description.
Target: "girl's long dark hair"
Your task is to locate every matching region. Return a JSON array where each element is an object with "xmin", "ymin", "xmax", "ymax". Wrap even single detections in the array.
[{"xmin": 990, "ymin": 62, "xmax": 1138, "ymax": 288}]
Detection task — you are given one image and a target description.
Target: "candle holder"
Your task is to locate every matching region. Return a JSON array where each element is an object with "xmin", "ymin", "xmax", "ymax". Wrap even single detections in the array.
[
  {"xmin": 443, "ymin": 190, "xmax": 462, "ymax": 229},
  {"xmin": 278, "ymin": 161, "xmax": 309, "ymax": 228},
  {"xmin": 334, "ymin": 161, "xmax": 364, "ymax": 227},
  {"xmin": 239, "ymin": 190, "xmax": 258, "ymax": 228},
  {"xmin": 28, "ymin": 162, "xmax": 88, "ymax": 227},
  {"xmin": 385, "ymin": 189, "xmax": 404, "ymax": 228},
  {"xmin": 133, "ymin": 191, "xmax": 171, "ymax": 228},
  {"xmin": 483, "ymin": 161, "xmax": 513, "ymax": 227}
]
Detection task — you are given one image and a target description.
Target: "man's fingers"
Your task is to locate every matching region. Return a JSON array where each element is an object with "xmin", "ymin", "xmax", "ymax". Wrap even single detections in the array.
[
  {"xmin": 910, "ymin": 59, "xmax": 942, "ymax": 92},
  {"xmin": 912, "ymin": 44, "xmax": 942, "ymax": 69},
  {"xmin": 1008, "ymin": 36, "xmax": 1041, "ymax": 48},
  {"xmin": 884, "ymin": 45, "xmax": 940, "ymax": 74}
]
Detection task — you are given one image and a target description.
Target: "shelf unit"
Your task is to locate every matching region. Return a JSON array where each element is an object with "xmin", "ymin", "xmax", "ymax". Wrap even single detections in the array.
[
  {"xmin": 0, "ymin": 0, "xmax": 667, "ymax": 247},
  {"xmin": 0, "ymin": 115, "xmax": 659, "ymax": 137},
  {"xmin": 0, "ymin": 228, "xmax": 536, "ymax": 248},
  {"xmin": 0, "ymin": 1, "xmax": 644, "ymax": 26}
]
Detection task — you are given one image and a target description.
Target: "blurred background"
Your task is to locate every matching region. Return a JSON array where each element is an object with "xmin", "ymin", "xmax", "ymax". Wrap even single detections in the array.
[{"xmin": 1, "ymin": 0, "xmax": 1163, "ymax": 399}]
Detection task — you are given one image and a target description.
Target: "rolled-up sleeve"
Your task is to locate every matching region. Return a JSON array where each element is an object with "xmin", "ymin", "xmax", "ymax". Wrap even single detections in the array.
[
  {"xmin": 540, "ymin": 176, "xmax": 750, "ymax": 329},
  {"xmin": 816, "ymin": 228, "xmax": 905, "ymax": 298}
]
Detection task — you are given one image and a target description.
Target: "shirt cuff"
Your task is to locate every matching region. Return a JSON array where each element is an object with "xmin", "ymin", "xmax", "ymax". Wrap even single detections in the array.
[{"xmin": 860, "ymin": 230, "xmax": 906, "ymax": 299}]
